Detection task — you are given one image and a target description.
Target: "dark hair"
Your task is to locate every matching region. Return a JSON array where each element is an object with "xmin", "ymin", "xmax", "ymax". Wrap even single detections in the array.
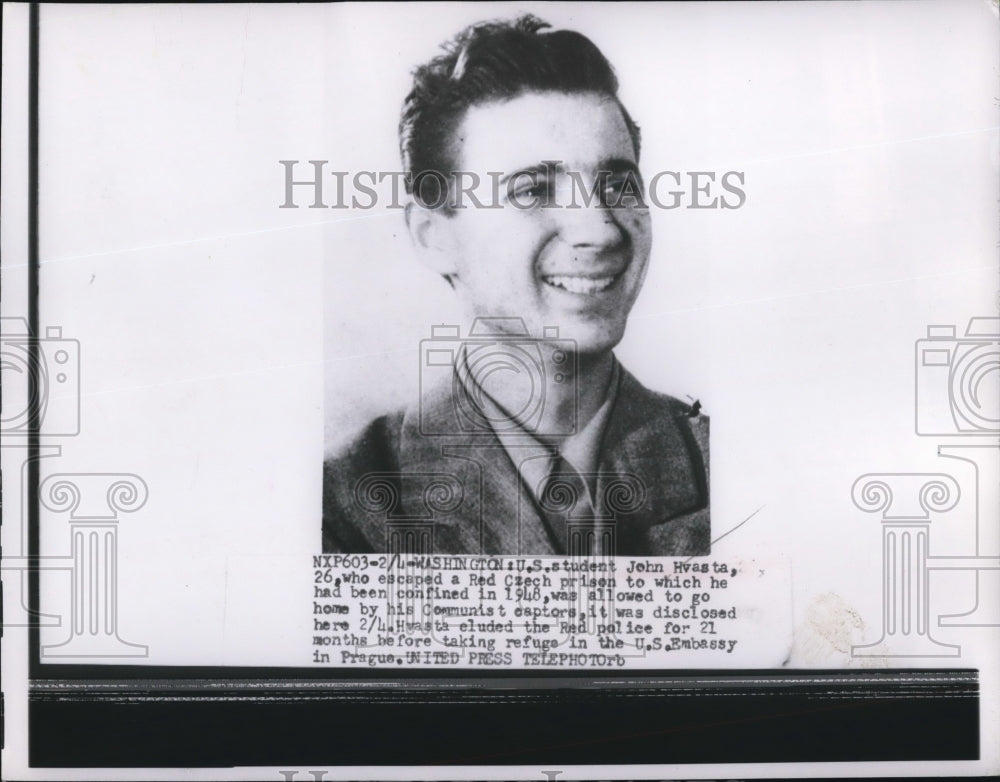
[{"xmin": 399, "ymin": 14, "xmax": 641, "ymax": 207}]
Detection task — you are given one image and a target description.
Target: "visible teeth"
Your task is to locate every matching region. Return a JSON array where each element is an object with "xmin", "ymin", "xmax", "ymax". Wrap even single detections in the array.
[{"xmin": 543, "ymin": 275, "xmax": 616, "ymax": 294}]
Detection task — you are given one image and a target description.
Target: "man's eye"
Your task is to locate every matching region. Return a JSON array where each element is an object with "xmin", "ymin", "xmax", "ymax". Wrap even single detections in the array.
[
  {"xmin": 604, "ymin": 174, "xmax": 644, "ymax": 207},
  {"xmin": 512, "ymin": 181, "xmax": 552, "ymax": 202}
]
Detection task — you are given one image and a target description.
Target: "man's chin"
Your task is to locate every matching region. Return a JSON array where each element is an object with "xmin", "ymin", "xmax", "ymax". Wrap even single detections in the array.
[
  {"xmin": 545, "ymin": 321, "xmax": 625, "ymax": 357},
  {"xmin": 459, "ymin": 310, "xmax": 627, "ymax": 354}
]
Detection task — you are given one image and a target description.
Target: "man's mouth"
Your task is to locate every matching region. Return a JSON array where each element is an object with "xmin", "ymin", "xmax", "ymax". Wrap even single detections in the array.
[{"xmin": 541, "ymin": 273, "xmax": 620, "ymax": 295}]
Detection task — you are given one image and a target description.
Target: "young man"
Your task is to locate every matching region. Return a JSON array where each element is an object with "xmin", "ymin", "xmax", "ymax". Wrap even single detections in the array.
[{"xmin": 324, "ymin": 15, "xmax": 709, "ymax": 556}]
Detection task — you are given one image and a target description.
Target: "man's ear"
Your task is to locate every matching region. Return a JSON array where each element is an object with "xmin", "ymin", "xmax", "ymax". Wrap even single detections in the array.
[{"xmin": 405, "ymin": 201, "xmax": 459, "ymax": 278}]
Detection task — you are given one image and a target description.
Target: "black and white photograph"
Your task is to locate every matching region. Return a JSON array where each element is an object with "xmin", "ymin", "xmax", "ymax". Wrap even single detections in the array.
[{"xmin": 321, "ymin": 14, "xmax": 710, "ymax": 557}]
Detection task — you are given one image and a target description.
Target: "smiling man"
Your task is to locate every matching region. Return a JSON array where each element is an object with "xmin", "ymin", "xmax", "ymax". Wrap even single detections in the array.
[{"xmin": 323, "ymin": 15, "xmax": 709, "ymax": 556}]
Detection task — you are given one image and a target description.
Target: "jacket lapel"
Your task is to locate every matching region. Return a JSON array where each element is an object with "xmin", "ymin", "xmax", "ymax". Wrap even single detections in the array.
[
  {"xmin": 397, "ymin": 375, "xmax": 554, "ymax": 555},
  {"xmin": 597, "ymin": 368, "xmax": 709, "ymax": 552}
]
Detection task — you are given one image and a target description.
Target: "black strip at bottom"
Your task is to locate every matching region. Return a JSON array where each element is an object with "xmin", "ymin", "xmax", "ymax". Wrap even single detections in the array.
[{"xmin": 30, "ymin": 670, "xmax": 978, "ymax": 767}]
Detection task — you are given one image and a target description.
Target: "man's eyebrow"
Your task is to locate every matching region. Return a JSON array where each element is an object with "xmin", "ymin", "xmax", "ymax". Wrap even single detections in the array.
[
  {"xmin": 499, "ymin": 162, "xmax": 566, "ymax": 186},
  {"xmin": 598, "ymin": 157, "xmax": 642, "ymax": 177},
  {"xmin": 498, "ymin": 159, "xmax": 640, "ymax": 186}
]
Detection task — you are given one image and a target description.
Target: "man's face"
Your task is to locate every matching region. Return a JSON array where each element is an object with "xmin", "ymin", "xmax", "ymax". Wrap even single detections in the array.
[{"xmin": 425, "ymin": 91, "xmax": 652, "ymax": 356}]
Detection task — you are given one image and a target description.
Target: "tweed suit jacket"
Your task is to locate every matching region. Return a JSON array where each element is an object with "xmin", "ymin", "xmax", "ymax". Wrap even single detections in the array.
[{"xmin": 322, "ymin": 366, "xmax": 709, "ymax": 556}]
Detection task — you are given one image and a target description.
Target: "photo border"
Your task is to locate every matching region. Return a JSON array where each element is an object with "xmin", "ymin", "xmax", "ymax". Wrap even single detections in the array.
[{"xmin": 8, "ymin": 1, "xmax": 986, "ymax": 773}]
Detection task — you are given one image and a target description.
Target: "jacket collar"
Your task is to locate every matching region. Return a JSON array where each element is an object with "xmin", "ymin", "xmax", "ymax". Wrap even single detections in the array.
[
  {"xmin": 597, "ymin": 368, "xmax": 707, "ymax": 527},
  {"xmin": 398, "ymin": 374, "xmax": 553, "ymax": 553}
]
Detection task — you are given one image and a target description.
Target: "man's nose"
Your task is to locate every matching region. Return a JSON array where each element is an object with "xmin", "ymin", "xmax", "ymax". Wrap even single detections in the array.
[{"xmin": 554, "ymin": 203, "xmax": 624, "ymax": 249}]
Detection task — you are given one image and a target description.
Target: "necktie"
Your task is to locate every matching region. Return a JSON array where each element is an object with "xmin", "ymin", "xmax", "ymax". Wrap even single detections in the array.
[{"xmin": 539, "ymin": 453, "xmax": 615, "ymax": 556}]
